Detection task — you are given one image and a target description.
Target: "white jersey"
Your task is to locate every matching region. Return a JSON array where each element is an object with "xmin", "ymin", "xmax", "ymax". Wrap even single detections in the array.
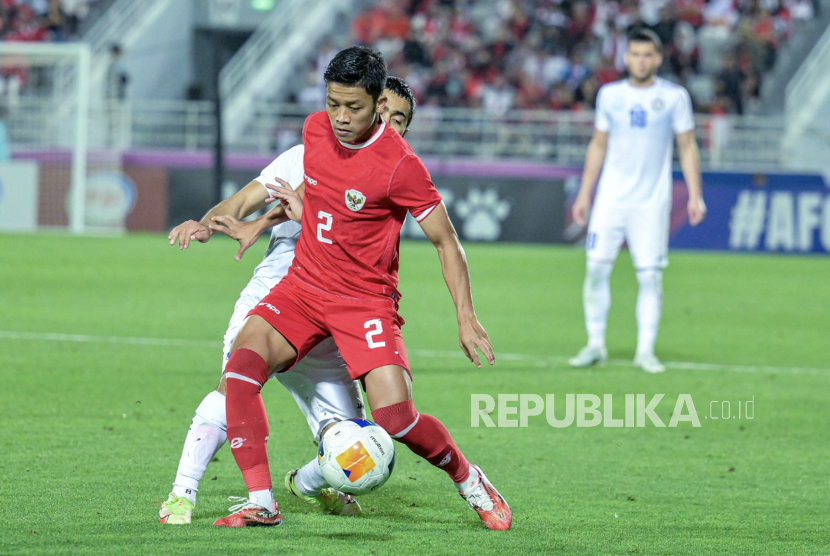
[
  {"xmin": 594, "ymin": 77, "xmax": 694, "ymax": 208},
  {"xmin": 250, "ymin": 144, "xmax": 305, "ymax": 279}
]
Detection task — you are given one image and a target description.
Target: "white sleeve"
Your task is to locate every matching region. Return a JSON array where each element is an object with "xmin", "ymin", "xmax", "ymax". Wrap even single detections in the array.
[
  {"xmin": 253, "ymin": 144, "xmax": 305, "ymax": 192},
  {"xmin": 594, "ymin": 86, "xmax": 610, "ymax": 132},
  {"xmin": 672, "ymin": 87, "xmax": 695, "ymax": 134}
]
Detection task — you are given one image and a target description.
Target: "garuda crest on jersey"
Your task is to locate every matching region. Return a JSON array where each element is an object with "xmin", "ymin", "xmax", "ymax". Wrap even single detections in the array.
[{"xmin": 345, "ymin": 189, "xmax": 366, "ymax": 212}]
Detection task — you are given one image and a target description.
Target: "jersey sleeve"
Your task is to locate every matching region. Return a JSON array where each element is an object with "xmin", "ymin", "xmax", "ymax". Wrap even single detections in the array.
[
  {"xmin": 672, "ymin": 87, "xmax": 695, "ymax": 134},
  {"xmin": 594, "ymin": 86, "xmax": 610, "ymax": 132},
  {"xmin": 389, "ymin": 155, "xmax": 442, "ymax": 222},
  {"xmin": 253, "ymin": 144, "xmax": 305, "ymax": 192}
]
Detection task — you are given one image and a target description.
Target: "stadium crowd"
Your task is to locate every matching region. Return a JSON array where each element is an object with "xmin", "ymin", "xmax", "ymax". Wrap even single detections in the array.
[
  {"xmin": 342, "ymin": 0, "xmax": 818, "ymax": 115},
  {"xmin": 0, "ymin": 0, "xmax": 94, "ymax": 42}
]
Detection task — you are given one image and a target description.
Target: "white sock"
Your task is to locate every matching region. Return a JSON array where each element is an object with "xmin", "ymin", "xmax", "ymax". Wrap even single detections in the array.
[
  {"xmin": 635, "ymin": 268, "xmax": 663, "ymax": 355},
  {"xmin": 249, "ymin": 489, "xmax": 277, "ymax": 512},
  {"xmin": 294, "ymin": 457, "xmax": 328, "ymax": 496},
  {"xmin": 171, "ymin": 390, "xmax": 228, "ymax": 505},
  {"xmin": 584, "ymin": 261, "xmax": 613, "ymax": 349},
  {"xmin": 454, "ymin": 464, "xmax": 480, "ymax": 495}
]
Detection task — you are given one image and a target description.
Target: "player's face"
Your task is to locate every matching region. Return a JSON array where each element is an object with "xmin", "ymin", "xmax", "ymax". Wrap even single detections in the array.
[
  {"xmin": 381, "ymin": 90, "xmax": 411, "ymax": 138},
  {"xmin": 624, "ymin": 41, "xmax": 662, "ymax": 84},
  {"xmin": 326, "ymin": 83, "xmax": 387, "ymax": 144}
]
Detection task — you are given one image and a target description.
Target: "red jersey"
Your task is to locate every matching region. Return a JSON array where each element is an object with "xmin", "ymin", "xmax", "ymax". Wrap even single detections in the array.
[{"xmin": 288, "ymin": 111, "xmax": 442, "ymax": 300}]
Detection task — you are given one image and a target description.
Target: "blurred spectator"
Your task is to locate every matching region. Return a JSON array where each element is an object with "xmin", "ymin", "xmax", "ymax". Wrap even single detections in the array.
[
  {"xmin": 106, "ymin": 43, "xmax": 128, "ymax": 101},
  {"xmin": 0, "ymin": 0, "xmax": 91, "ymax": 42},
  {"xmin": 298, "ymin": 67, "xmax": 325, "ymax": 112},
  {"xmin": 716, "ymin": 52, "xmax": 745, "ymax": 113}
]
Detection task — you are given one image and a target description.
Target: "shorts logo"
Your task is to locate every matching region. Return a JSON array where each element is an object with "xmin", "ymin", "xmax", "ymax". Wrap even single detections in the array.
[
  {"xmin": 345, "ymin": 189, "xmax": 366, "ymax": 212},
  {"xmin": 230, "ymin": 437, "xmax": 246, "ymax": 449},
  {"xmin": 258, "ymin": 302, "xmax": 280, "ymax": 314},
  {"xmin": 587, "ymin": 232, "xmax": 597, "ymax": 250},
  {"xmin": 304, "ymin": 173, "xmax": 318, "ymax": 186}
]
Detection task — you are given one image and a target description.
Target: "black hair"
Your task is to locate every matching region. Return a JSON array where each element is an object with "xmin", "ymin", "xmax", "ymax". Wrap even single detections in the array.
[
  {"xmin": 384, "ymin": 75, "xmax": 417, "ymax": 127},
  {"xmin": 628, "ymin": 29, "xmax": 663, "ymax": 53},
  {"xmin": 323, "ymin": 45, "xmax": 387, "ymax": 103}
]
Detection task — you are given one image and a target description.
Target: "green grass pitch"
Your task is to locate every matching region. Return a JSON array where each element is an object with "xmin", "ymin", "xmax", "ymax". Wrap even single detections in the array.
[{"xmin": 0, "ymin": 232, "xmax": 828, "ymax": 555}]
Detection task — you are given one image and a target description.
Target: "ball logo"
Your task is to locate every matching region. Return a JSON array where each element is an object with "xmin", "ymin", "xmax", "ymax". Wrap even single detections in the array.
[
  {"xmin": 335, "ymin": 440, "xmax": 376, "ymax": 482},
  {"xmin": 345, "ymin": 189, "xmax": 366, "ymax": 212},
  {"xmin": 230, "ymin": 437, "xmax": 246, "ymax": 449}
]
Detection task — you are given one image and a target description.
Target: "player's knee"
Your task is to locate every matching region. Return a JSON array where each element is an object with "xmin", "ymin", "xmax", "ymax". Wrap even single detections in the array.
[
  {"xmin": 636, "ymin": 269, "xmax": 662, "ymax": 293},
  {"xmin": 225, "ymin": 348, "xmax": 271, "ymax": 388},
  {"xmin": 371, "ymin": 399, "xmax": 419, "ymax": 439},
  {"xmin": 586, "ymin": 261, "xmax": 613, "ymax": 286}
]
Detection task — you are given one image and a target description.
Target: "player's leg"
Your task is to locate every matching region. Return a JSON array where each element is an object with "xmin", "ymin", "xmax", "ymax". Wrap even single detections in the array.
[
  {"xmin": 627, "ymin": 205, "xmax": 669, "ymax": 373},
  {"xmin": 214, "ymin": 314, "xmax": 297, "ymax": 527},
  {"xmin": 278, "ymin": 350, "xmax": 365, "ymax": 516},
  {"xmin": 161, "ymin": 281, "xmax": 270, "ymax": 524},
  {"xmin": 216, "ymin": 281, "xmax": 328, "ymax": 527},
  {"xmin": 365, "ymin": 365, "xmax": 511, "ymax": 530},
  {"xmin": 328, "ymin": 300, "xmax": 510, "ymax": 530},
  {"xmin": 570, "ymin": 207, "xmax": 624, "ymax": 367}
]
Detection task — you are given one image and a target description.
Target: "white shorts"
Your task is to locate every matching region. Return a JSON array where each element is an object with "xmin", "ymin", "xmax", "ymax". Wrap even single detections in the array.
[
  {"xmin": 586, "ymin": 202, "xmax": 670, "ymax": 269},
  {"xmin": 222, "ymin": 254, "xmax": 364, "ymax": 441}
]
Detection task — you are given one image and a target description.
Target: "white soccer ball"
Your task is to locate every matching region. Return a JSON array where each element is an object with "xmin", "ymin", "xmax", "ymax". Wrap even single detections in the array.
[{"xmin": 318, "ymin": 418, "xmax": 396, "ymax": 495}]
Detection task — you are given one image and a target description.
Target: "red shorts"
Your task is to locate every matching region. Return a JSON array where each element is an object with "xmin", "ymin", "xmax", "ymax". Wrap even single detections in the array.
[{"xmin": 246, "ymin": 275, "xmax": 410, "ymax": 380}]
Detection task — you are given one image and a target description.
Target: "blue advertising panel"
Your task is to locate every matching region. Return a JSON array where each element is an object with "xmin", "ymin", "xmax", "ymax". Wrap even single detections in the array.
[{"xmin": 669, "ymin": 172, "xmax": 830, "ymax": 255}]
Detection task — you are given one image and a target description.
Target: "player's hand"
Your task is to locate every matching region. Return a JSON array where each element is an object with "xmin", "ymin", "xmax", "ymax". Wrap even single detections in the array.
[
  {"xmin": 209, "ymin": 215, "xmax": 260, "ymax": 261},
  {"xmin": 265, "ymin": 178, "xmax": 304, "ymax": 222},
  {"xmin": 688, "ymin": 197, "xmax": 707, "ymax": 226},
  {"xmin": 572, "ymin": 194, "xmax": 592, "ymax": 228},
  {"xmin": 458, "ymin": 313, "xmax": 495, "ymax": 368},
  {"xmin": 168, "ymin": 220, "xmax": 211, "ymax": 249}
]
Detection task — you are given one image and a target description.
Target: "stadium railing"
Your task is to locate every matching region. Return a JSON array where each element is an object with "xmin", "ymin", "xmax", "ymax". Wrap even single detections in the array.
[
  {"xmin": 7, "ymin": 99, "xmax": 788, "ymax": 172},
  {"xmin": 783, "ymin": 22, "xmax": 830, "ymax": 169}
]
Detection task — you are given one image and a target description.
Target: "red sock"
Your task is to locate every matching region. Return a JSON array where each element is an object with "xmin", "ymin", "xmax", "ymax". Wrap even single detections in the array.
[
  {"xmin": 372, "ymin": 400, "xmax": 470, "ymax": 483},
  {"xmin": 224, "ymin": 348, "xmax": 272, "ymax": 492}
]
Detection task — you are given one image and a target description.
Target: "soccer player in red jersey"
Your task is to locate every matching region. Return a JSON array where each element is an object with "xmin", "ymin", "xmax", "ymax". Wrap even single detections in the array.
[{"xmin": 214, "ymin": 46, "xmax": 511, "ymax": 531}]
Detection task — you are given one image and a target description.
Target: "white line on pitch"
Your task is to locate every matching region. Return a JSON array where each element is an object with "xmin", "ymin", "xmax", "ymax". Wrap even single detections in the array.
[
  {"xmin": 0, "ymin": 331, "xmax": 216, "ymax": 348},
  {"xmin": 1, "ymin": 330, "xmax": 828, "ymax": 377}
]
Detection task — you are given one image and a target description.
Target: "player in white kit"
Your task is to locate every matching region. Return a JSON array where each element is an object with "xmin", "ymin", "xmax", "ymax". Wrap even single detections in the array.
[
  {"xmin": 159, "ymin": 78, "xmax": 417, "ymax": 524},
  {"xmin": 569, "ymin": 30, "xmax": 706, "ymax": 373}
]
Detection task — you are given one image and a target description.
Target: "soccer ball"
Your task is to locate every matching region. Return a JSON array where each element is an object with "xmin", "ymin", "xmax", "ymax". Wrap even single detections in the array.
[{"xmin": 318, "ymin": 418, "xmax": 395, "ymax": 495}]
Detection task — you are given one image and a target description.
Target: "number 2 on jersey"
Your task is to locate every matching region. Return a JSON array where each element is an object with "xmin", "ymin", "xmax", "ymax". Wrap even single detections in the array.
[
  {"xmin": 317, "ymin": 211, "xmax": 333, "ymax": 244},
  {"xmin": 364, "ymin": 319, "xmax": 386, "ymax": 349}
]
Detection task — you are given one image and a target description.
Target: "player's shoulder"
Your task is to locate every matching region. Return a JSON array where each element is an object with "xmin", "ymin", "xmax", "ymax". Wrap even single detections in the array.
[
  {"xmin": 655, "ymin": 78, "xmax": 691, "ymax": 99},
  {"xmin": 376, "ymin": 123, "xmax": 417, "ymax": 160},
  {"xmin": 303, "ymin": 111, "xmax": 330, "ymax": 137},
  {"xmin": 264, "ymin": 143, "xmax": 304, "ymax": 169},
  {"xmin": 598, "ymin": 79, "xmax": 628, "ymax": 94},
  {"xmin": 600, "ymin": 79, "xmax": 628, "ymax": 91},
  {"xmin": 283, "ymin": 143, "xmax": 305, "ymax": 160}
]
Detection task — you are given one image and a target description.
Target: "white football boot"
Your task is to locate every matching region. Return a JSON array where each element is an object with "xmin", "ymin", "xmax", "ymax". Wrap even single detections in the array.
[
  {"xmin": 633, "ymin": 352, "xmax": 666, "ymax": 374},
  {"xmin": 568, "ymin": 345, "xmax": 608, "ymax": 368}
]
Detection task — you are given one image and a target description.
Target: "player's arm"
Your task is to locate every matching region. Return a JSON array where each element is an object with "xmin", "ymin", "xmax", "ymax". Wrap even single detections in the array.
[
  {"xmin": 209, "ymin": 204, "xmax": 289, "ymax": 261},
  {"xmin": 266, "ymin": 180, "xmax": 305, "ymax": 222},
  {"xmin": 572, "ymin": 129, "xmax": 608, "ymax": 227},
  {"xmin": 168, "ymin": 180, "xmax": 270, "ymax": 249},
  {"xmin": 675, "ymin": 130, "xmax": 706, "ymax": 226},
  {"xmin": 418, "ymin": 202, "xmax": 495, "ymax": 368}
]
